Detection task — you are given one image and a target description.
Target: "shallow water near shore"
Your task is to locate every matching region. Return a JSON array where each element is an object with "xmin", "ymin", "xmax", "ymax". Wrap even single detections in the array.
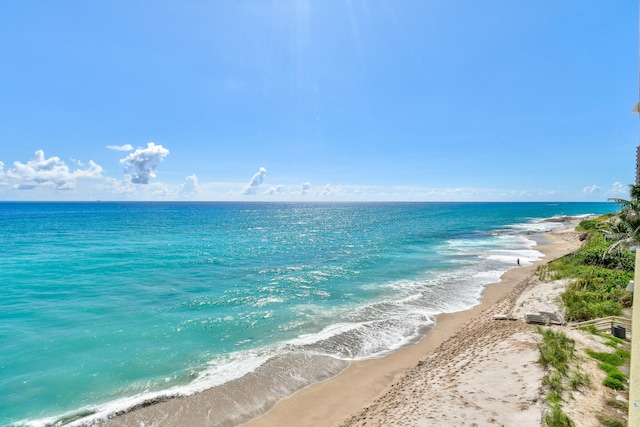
[{"xmin": 0, "ymin": 202, "xmax": 617, "ymax": 426}]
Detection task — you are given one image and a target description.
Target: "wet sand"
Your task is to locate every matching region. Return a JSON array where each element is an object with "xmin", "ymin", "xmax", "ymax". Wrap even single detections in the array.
[{"xmin": 95, "ymin": 222, "xmax": 583, "ymax": 427}]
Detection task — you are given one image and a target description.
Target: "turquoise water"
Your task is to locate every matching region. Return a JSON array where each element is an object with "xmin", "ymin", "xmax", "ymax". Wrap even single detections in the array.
[{"xmin": 0, "ymin": 202, "xmax": 617, "ymax": 426}]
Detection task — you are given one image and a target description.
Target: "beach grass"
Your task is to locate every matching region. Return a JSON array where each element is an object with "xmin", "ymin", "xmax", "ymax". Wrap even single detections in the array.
[
  {"xmin": 597, "ymin": 415, "xmax": 626, "ymax": 427},
  {"xmin": 586, "ymin": 348, "xmax": 630, "ymax": 391},
  {"xmin": 586, "ymin": 348, "xmax": 630, "ymax": 367},
  {"xmin": 536, "ymin": 326, "xmax": 592, "ymax": 426},
  {"xmin": 537, "ymin": 327, "xmax": 576, "ymax": 376},
  {"xmin": 606, "ymin": 398, "xmax": 627, "ymax": 410},
  {"xmin": 545, "ymin": 403, "xmax": 575, "ymax": 427}
]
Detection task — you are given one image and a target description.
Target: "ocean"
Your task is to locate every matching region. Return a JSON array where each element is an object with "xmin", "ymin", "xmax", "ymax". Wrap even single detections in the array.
[{"xmin": 0, "ymin": 202, "xmax": 617, "ymax": 426}]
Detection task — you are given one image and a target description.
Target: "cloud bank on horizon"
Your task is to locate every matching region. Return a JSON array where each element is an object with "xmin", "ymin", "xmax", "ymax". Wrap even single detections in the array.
[{"xmin": 0, "ymin": 145, "xmax": 630, "ymax": 202}]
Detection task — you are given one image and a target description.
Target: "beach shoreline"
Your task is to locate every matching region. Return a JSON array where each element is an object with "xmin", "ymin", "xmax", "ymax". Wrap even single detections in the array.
[
  {"xmin": 93, "ymin": 220, "xmax": 584, "ymax": 427},
  {"xmin": 242, "ymin": 222, "xmax": 583, "ymax": 427}
]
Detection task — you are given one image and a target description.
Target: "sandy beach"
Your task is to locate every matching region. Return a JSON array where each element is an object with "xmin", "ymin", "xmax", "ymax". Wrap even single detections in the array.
[
  {"xmin": 96, "ymin": 221, "xmax": 603, "ymax": 427},
  {"xmin": 243, "ymin": 223, "xmax": 585, "ymax": 427}
]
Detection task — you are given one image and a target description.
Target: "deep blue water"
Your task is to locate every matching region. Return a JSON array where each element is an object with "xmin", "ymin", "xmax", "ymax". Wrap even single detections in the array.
[{"xmin": 0, "ymin": 202, "xmax": 617, "ymax": 426}]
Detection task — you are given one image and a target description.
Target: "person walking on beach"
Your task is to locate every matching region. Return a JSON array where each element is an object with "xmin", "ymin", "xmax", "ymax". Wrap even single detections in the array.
[{"xmin": 516, "ymin": 258, "xmax": 520, "ymax": 266}]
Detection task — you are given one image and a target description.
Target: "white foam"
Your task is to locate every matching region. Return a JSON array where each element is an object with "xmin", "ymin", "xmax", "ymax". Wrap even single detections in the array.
[
  {"xmin": 290, "ymin": 321, "xmax": 365, "ymax": 348},
  {"xmin": 42, "ymin": 349, "xmax": 278, "ymax": 427}
]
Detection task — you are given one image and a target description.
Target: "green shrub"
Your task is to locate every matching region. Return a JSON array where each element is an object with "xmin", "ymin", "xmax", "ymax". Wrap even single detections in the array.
[
  {"xmin": 576, "ymin": 218, "xmax": 599, "ymax": 231},
  {"xmin": 562, "ymin": 291, "xmax": 623, "ymax": 322},
  {"xmin": 568, "ymin": 233, "xmax": 635, "ymax": 271},
  {"xmin": 576, "ymin": 214, "xmax": 614, "ymax": 232},
  {"xmin": 544, "ymin": 222, "xmax": 634, "ymax": 322},
  {"xmin": 572, "ymin": 233, "xmax": 611, "ymax": 266},
  {"xmin": 607, "ymin": 370, "xmax": 628, "ymax": 383},
  {"xmin": 598, "ymin": 363, "xmax": 618, "ymax": 374},
  {"xmin": 603, "ymin": 376, "xmax": 625, "ymax": 390}
]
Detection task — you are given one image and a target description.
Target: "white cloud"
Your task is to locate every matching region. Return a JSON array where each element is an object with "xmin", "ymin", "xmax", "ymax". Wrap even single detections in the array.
[
  {"xmin": 119, "ymin": 142, "xmax": 169, "ymax": 184},
  {"xmin": 97, "ymin": 176, "xmax": 135, "ymax": 197},
  {"xmin": 179, "ymin": 174, "xmax": 199, "ymax": 196},
  {"xmin": 0, "ymin": 148, "xmax": 623, "ymax": 202},
  {"xmin": 582, "ymin": 184, "xmax": 601, "ymax": 195},
  {"xmin": 265, "ymin": 184, "xmax": 284, "ymax": 195},
  {"xmin": 593, "ymin": 181, "xmax": 631, "ymax": 200},
  {"xmin": 319, "ymin": 184, "xmax": 343, "ymax": 197},
  {"xmin": 243, "ymin": 167, "xmax": 267, "ymax": 195},
  {"xmin": 301, "ymin": 182, "xmax": 311, "ymax": 195},
  {"xmin": 1, "ymin": 150, "xmax": 103, "ymax": 190},
  {"xmin": 609, "ymin": 181, "xmax": 627, "ymax": 195},
  {"xmin": 95, "ymin": 176, "xmax": 176, "ymax": 200},
  {"xmin": 107, "ymin": 144, "xmax": 134, "ymax": 151}
]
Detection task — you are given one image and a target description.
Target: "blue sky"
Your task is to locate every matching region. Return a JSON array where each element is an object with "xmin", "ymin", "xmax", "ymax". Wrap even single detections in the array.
[{"xmin": 0, "ymin": 1, "xmax": 637, "ymax": 201}]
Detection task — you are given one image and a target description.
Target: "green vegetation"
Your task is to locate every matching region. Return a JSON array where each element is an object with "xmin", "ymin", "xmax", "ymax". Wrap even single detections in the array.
[
  {"xmin": 546, "ymin": 232, "xmax": 632, "ymax": 322},
  {"xmin": 537, "ymin": 185, "xmax": 639, "ymax": 426},
  {"xmin": 543, "ymin": 373, "xmax": 564, "ymax": 402},
  {"xmin": 537, "ymin": 328, "xmax": 589, "ymax": 426},
  {"xmin": 540, "ymin": 184, "xmax": 638, "ymax": 322},
  {"xmin": 577, "ymin": 324, "xmax": 599, "ymax": 334},
  {"xmin": 545, "ymin": 403, "xmax": 575, "ymax": 427},
  {"xmin": 601, "ymin": 400, "xmax": 628, "ymax": 427},
  {"xmin": 606, "ymin": 398, "xmax": 627, "ymax": 410},
  {"xmin": 599, "ymin": 363, "xmax": 627, "ymax": 379},
  {"xmin": 575, "ymin": 214, "xmax": 615, "ymax": 232},
  {"xmin": 584, "ymin": 347, "xmax": 630, "ymax": 391},
  {"xmin": 597, "ymin": 416, "xmax": 626, "ymax": 427},
  {"xmin": 568, "ymin": 370, "xmax": 591, "ymax": 390},
  {"xmin": 577, "ymin": 325, "xmax": 626, "ymax": 348},
  {"xmin": 538, "ymin": 327, "xmax": 575, "ymax": 375},
  {"xmin": 573, "ymin": 328, "xmax": 630, "ymax": 427},
  {"xmin": 603, "ymin": 336, "xmax": 626, "ymax": 348},
  {"xmin": 602, "ymin": 376, "xmax": 625, "ymax": 390},
  {"xmin": 604, "ymin": 369, "xmax": 627, "ymax": 384},
  {"xmin": 585, "ymin": 348, "xmax": 630, "ymax": 367}
]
